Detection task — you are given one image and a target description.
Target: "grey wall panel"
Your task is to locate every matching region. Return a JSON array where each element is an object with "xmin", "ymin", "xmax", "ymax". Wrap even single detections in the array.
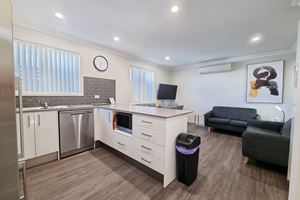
[{"xmin": 17, "ymin": 77, "xmax": 116, "ymax": 107}]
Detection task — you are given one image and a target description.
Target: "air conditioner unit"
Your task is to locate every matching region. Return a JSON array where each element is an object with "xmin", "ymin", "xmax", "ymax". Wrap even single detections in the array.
[
  {"xmin": 291, "ymin": 0, "xmax": 300, "ymax": 7},
  {"xmin": 198, "ymin": 63, "xmax": 232, "ymax": 74}
]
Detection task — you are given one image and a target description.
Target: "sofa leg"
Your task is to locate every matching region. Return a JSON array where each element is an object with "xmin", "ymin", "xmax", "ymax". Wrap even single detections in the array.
[
  {"xmin": 243, "ymin": 156, "xmax": 250, "ymax": 164},
  {"xmin": 208, "ymin": 127, "xmax": 212, "ymax": 133}
]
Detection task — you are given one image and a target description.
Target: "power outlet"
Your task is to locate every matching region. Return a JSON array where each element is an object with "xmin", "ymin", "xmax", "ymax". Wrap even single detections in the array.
[{"xmin": 94, "ymin": 95, "xmax": 100, "ymax": 99}]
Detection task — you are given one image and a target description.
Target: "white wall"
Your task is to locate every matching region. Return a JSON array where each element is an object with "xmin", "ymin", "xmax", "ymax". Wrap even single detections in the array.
[
  {"xmin": 13, "ymin": 25, "xmax": 296, "ymax": 124},
  {"xmin": 171, "ymin": 53, "xmax": 296, "ymax": 123},
  {"xmin": 13, "ymin": 25, "xmax": 171, "ymax": 105},
  {"xmin": 289, "ymin": 21, "xmax": 300, "ymax": 200}
]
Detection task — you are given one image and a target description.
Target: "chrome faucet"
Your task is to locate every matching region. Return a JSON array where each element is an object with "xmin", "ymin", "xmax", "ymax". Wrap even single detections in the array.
[{"xmin": 38, "ymin": 100, "xmax": 48, "ymax": 109}]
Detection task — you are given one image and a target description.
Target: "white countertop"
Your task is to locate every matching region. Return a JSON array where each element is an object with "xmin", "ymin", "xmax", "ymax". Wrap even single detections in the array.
[
  {"xmin": 99, "ymin": 104, "xmax": 193, "ymax": 118},
  {"xmin": 17, "ymin": 103, "xmax": 109, "ymax": 113}
]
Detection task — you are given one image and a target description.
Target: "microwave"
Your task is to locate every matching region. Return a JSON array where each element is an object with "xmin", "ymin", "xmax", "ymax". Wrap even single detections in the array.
[{"xmin": 116, "ymin": 112, "xmax": 132, "ymax": 134}]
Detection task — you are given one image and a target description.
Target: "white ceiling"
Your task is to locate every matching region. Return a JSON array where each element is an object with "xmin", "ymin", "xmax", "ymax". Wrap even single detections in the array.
[{"xmin": 13, "ymin": 0, "xmax": 300, "ymax": 67}]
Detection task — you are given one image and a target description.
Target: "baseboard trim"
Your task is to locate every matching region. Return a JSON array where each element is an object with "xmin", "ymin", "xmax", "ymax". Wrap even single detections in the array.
[
  {"xmin": 60, "ymin": 145, "xmax": 94, "ymax": 159},
  {"xmin": 95, "ymin": 140, "xmax": 164, "ymax": 183},
  {"xmin": 25, "ymin": 152, "xmax": 58, "ymax": 168}
]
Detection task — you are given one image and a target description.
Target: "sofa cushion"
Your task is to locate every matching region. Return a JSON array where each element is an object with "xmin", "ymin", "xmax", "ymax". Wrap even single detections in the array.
[
  {"xmin": 245, "ymin": 126, "xmax": 280, "ymax": 136},
  {"xmin": 208, "ymin": 118, "xmax": 230, "ymax": 125},
  {"xmin": 212, "ymin": 106, "xmax": 257, "ymax": 121},
  {"xmin": 280, "ymin": 119, "xmax": 292, "ymax": 137},
  {"xmin": 230, "ymin": 120, "xmax": 247, "ymax": 127}
]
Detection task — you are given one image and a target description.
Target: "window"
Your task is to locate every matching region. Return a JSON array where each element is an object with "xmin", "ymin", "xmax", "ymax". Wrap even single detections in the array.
[
  {"xmin": 130, "ymin": 67, "xmax": 156, "ymax": 103},
  {"xmin": 13, "ymin": 40, "xmax": 81, "ymax": 95}
]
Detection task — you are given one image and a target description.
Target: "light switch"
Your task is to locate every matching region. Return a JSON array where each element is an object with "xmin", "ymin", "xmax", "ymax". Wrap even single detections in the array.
[{"xmin": 94, "ymin": 95, "xmax": 100, "ymax": 99}]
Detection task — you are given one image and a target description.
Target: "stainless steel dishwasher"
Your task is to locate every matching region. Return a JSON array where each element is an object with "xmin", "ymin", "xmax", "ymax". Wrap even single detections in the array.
[{"xmin": 59, "ymin": 109, "xmax": 94, "ymax": 158}]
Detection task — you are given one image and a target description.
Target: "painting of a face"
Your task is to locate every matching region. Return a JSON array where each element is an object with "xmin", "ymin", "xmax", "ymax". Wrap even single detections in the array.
[{"xmin": 247, "ymin": 60, "xmax": 284, "ymax": 103}]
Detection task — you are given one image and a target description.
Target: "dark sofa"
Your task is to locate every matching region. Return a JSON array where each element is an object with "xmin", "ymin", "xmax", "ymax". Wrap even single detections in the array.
[
  {"xmin": 242, "ymin": 119, "xmax": 292, "ymax": 167},
  {"xmin": 204, "ymin": 106, "xmax": 259, "ymax": 133}
]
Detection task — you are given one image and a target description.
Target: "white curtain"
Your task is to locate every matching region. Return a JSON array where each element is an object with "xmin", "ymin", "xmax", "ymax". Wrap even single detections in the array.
[
  {"xmin": 13, "ymin": 40, "xmax": 80, "ymax": 94},
  {"xmin": 130, "ymin": 67, "xmax": 155, "ymax": 103}
]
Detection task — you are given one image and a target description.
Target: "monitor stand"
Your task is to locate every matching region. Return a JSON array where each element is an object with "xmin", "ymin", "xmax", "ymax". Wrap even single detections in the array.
[{"xmin": 160, "ymin": 100, "xmax": 177, "ymax": 109}]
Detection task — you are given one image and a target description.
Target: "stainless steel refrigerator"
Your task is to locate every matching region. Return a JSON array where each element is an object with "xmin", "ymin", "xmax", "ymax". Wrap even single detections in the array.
[{"xmin": 0, "ymin": 0, "xmax": 26, "ymax": 199}]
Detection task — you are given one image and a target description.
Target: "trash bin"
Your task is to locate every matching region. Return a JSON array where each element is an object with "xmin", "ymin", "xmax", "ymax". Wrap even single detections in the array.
[{"xmin": 176, "ymin": 133, "xmax": 201, "ymax": 186}]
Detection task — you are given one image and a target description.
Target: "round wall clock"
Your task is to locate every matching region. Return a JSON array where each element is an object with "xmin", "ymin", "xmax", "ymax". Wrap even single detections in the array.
[{"xmin": 93, "ymin": 56, "xmax": 108, "ymax": 72}]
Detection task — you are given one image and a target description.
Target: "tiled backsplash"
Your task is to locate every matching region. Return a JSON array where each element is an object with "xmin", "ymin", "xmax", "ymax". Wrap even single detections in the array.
[{"xmin": 17, "ymin": 77, "xmax": 116, "ymax": 107}]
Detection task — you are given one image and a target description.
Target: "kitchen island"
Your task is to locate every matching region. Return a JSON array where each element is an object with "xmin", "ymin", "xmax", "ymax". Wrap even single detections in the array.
[{"xmin": 94, "ymin": 105, "xmax": 193, "ymax": 188}]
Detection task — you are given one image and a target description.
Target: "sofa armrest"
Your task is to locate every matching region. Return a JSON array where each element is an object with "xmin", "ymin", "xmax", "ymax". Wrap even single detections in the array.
[
  {"xmin": 247, "ymin": 119, "xmax": 283, "ymax": 131},
  {"xmin": 204, "ymin": 111, "xmax": 213, "ymax": 126},
  {"xmin": 242, "ymin": 131, "xmax": 290, "ymax": 167}
]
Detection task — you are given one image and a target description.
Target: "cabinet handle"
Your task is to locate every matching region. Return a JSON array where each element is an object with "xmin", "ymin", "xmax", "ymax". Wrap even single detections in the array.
[
  {"xmin": 108, "ymin": 112, "xmax": 111, "ymax": 122},
  {"xmin": 141, "ymin": 120, "xmax": 152, "ymax": 124},
  {"xmin": 71, "ymin": 112, "xmax": 90, "ymax": 116},
  {"xmin": 141, "ymin": 157, "xmax": 151, "ymax": 164},
  {"xmin": 27, "ymin": 115, "xmax": 30, "ymax": 127},
  {"xmin": 117, "ymin": 141, "xmax": 125, "ymax": 146},
  {"xmin": 16, "ymin": 77, "xmax": 25, "ymax": 159},
  {"xmin": 141, "ymin": 145, "xmax": 152, "ymax": 151},
  {"xmin": 141, "ymin": 132, "xmax": 152, "ymax": 138},
  {"xmin": 38, "ymin": 114, "xmax": 41, "ymax": 126}
]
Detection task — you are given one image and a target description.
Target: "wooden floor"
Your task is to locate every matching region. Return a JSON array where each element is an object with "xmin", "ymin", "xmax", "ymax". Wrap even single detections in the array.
[{"xmin": 26, "ymin": 125, "xmax": 289, "ymax": 200}]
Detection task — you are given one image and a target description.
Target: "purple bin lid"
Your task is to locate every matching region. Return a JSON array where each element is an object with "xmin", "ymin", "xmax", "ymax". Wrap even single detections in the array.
[{"xmin": 176, "ymin": 145, "xmax": 199, "ymax": 155}]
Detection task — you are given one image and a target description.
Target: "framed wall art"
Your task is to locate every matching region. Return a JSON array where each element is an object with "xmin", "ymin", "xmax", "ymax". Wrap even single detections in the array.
[{"xmin": 246, "ymin": 60, "xmax": 284, "ymax": 103}]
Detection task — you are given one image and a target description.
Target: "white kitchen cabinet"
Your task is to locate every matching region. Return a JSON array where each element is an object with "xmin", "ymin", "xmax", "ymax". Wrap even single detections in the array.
[
  {"xmin": 16, "ymin": 113, "xmax": 35, "ymax": 160},
  {"xmin": 133, "ymin": 126, "xmax": 165, "ymax": 146},
  {"xmin": 99, "ymin": 109, "xmax": 114, "ymax": 146},
  {"xmin": 112, "ymin": 130, "xmax": 133, "ymax": 157},
  {"xmin": 132, "ymin": 137, "xmax": 164, "ymax": 160},
  {"xmin": 34, "ymin": 111, "xmax": 59, "ymax": 157},
  {"xmin": 97, "ymin": 106, "xmax": 190, "ymax": 188},
  {"xmin": 132, "ymin": 149, "xmax": 164, "ymax": 174},
  {"xmin": 133, "ymin": 115, "xmax": 166, "ymax": 132},
  {"xmin": 16, "ymin": 111, "xmax": 59, "ymax": 160}
]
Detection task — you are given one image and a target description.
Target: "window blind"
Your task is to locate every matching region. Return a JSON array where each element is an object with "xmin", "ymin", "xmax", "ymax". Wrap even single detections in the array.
[
  {"xmin": 130, "ymin": 67, "xmax": 155, "ymax": 103},
  {"xmin": 13, "ymin": 40, "xmax": 80, "ymax": 94}
]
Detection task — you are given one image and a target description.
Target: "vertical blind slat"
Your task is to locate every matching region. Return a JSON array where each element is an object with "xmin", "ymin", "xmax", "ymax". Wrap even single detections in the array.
[
  {"xmin": 47, "ymin": 48, "xmax": 52, "ymax": 92},
  {"xmin": 69, "ymin": 54, "xmax": 73, "ymax": 92},
  {"xmin": 41, "ymin": 47, "xmax": 47, "ymax": 92},
  {"xmin": 56, "ymin": 51, "xmax": 60, "ymax": 92},
  {"xmin": 25, "ymin": 44, "xmax": 31, "ymax": 91},
  {"xmin": 32, "ymin": 44, "xmax": 37, "ymax": 92},
  {"xmin": 65, "ymin": 53, "xmax": 69, "ymax": 92},
  {"xmin": 60, "ymin": 52, "xmax": 64, "ymax": 92},
  {"xmin": 37, "ymin": 45, "xmax": 42, "ymax": 91},
  {"xmin": 72, "ymin": 55, "xmax": 79, "ymax": 93}
]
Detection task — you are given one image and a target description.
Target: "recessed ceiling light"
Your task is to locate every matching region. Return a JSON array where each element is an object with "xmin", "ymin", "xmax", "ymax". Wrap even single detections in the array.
[
  {"xmin": 113, "ymin": 36, "xmax": 120, "ymax": 42},
  {"xmin": 54, "ymin": 12, "xmax": 64, "ymax": 19},
  {"xmin": 165, "ymin": 56, "xmax": 170, "ymax": 61},
  {"xmin": 250, "ymin": 36, "xmax": 262, "ymax": 43},
  {"xmin": 171, "ymin": 5, "xmax": 179, "ymax": 13}
]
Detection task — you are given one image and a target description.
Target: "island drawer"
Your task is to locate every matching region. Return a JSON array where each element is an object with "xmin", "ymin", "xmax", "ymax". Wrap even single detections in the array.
[
  {"xmin": 133, "ymin": 115, "xmax": 165, "ymax": 132},
  {"xmin": 133, "ymin": 150, "xmax": 164, "ymax": 174},
  {"xmin": 133, "ymin": 137, "xmax": 164, "ymax": 160},
  {"xmin": 132, "ymin": 126, "xmax": 165, "ymax": 146},
  {"xmin": 112, "ymin": 131, "xmax": 133, "ymax": 157}
]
